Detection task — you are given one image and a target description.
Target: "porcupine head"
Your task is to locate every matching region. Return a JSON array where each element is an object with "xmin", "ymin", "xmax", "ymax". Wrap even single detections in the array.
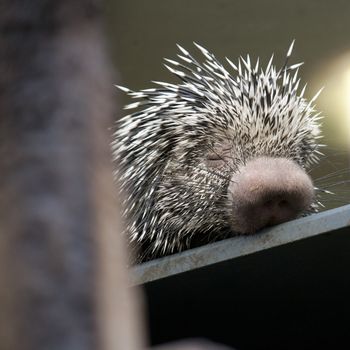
[{"xmin": 112, "ymin": 41, "xmax": 323, "ymax": 262}]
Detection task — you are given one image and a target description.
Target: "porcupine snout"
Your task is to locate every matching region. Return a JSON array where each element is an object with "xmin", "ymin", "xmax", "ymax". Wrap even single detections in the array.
[{"xmin": 227, "ymin": 157, "xmax": 314, "ymax": 234}]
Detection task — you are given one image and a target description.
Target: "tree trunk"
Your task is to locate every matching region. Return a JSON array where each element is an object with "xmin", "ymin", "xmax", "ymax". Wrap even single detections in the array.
[{"xmin": 0, "ymin": 1, "xmax": 144, "ymax": 349}]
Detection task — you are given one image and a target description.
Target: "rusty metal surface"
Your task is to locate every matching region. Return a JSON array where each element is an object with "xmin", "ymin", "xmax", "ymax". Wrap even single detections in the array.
[{"xmin": 131, "ymin": 204, "xmax": 350, "ymax": 285}]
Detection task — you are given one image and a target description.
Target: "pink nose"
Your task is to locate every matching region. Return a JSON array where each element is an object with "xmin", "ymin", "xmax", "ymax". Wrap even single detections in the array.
[{"xmin": 227, "ymin": 157, "xmax": 314, "ymax": 234}]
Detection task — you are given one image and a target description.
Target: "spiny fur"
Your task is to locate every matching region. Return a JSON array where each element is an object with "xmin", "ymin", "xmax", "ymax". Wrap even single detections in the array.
[{"xmin": 112, "ymin": 41, "xmax": 323, "ymax": 261}]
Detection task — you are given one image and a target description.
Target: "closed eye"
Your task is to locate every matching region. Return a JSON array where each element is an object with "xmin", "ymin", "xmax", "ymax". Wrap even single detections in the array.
[
  {"xmin": 206, "ymin": 152, "xmax": 226, "ymax": 168},
  {"xmin": 207, "ymin": 153, "xmax": 222, "ymax": 161}
]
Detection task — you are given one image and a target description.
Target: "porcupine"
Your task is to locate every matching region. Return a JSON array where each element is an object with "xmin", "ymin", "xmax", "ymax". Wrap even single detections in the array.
[{"xmin": 112, "ymin": 41, "xmax": 323, "ymax": 263}]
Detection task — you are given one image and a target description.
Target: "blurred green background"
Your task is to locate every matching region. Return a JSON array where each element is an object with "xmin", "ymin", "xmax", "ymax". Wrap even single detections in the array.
[{"xmin": 105, "ymin": 0, "xmax": 350, "ymax": 209}]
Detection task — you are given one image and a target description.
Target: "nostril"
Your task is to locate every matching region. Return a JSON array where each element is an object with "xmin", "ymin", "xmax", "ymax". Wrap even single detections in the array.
[
  {"xmin": 263, "ymin": 198, "xmax": 289, "ymax": 209},
  {"xmin": 278, "ymin": 199, "xmax": 289, "ymax": 208},
  {"xmin": 260, "ymin": 196, "xmax": 296, "ymax": 226},
  {"xmin": 263, "ymin": 199, "xmax": 273, "ymax": 208}
]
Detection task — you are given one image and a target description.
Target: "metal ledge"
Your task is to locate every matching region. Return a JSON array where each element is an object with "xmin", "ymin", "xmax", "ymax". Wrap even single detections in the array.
[{"xmin": 131, "ymin": 204, "xmax": 350, "ymax": 285}]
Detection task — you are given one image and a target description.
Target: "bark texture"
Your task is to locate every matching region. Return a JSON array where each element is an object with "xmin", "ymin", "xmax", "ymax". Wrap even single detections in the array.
[{"xmin": 0, "ymin": 1, "xmax": 144, "ymax": 350}]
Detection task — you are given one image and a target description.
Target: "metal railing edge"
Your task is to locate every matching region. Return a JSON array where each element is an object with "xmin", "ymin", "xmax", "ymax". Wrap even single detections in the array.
[{"xmin": 131, "ymin": 204, "xmax": 350, "ymax": 285}]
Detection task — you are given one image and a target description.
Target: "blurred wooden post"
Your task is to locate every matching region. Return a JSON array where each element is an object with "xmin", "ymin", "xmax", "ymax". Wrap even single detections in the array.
[{"xmin": 0, "ymin": 1, "xmax": 144, "ymax": 350}]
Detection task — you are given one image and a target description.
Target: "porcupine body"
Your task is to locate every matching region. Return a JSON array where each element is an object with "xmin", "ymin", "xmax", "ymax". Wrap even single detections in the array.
[{"xmin": 112, "ymin": 42, "xmax": 323, "ymax": 263}]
